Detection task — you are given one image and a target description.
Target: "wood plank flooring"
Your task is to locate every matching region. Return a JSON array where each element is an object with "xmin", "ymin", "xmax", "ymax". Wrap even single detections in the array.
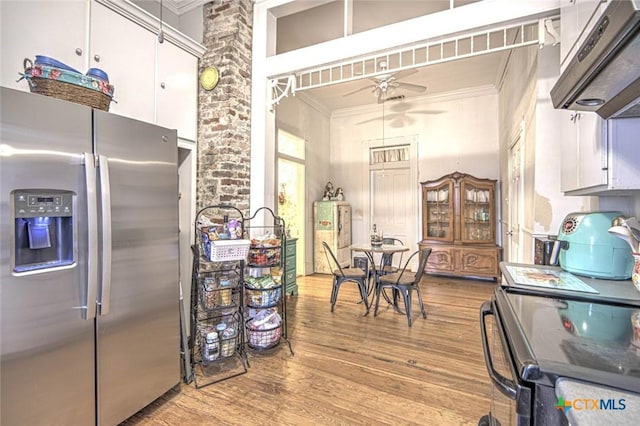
[{"xmin": 121, "ymin": 274, "xmax": 498, "ymax": 425}]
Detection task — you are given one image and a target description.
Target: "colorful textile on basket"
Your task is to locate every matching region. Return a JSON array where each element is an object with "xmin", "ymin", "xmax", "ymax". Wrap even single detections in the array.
[{"xmin": 20, "ymin": 64, "xmax": 115, "ymax": 98}]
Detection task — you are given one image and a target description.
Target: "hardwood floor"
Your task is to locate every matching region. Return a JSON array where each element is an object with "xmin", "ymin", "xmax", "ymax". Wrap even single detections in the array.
[{"xmin": 122, "ymin": 274, "xmax": 498, "ymax": 425}]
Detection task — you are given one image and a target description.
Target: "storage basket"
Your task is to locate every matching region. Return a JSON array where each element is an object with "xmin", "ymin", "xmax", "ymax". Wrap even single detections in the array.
[
  {"xmin": 20, "ymin": 59, "xmax": 114, "ymax": 111},
  {"xmin": 199, "ymin": 273, "xmax": 239, "ymax": 310},
  {"xmin": 200, "ymin": 285, "xmax": 239, "ymax": 310},
  {"xmin": 219, "ymin": 328, "xmax": 238, "ymax": 357},
  {"xmin": 203, "ymin": 239, "xmax": 250, "ymax": 262},
  {"xmin": 245, "ymin": 286, "xmax": 282, "ymax": 308},
  {"xmin": 246, "ymin": 323, "xmax": 282, "ymax": 349},
  {"xmin": 215, "ymin": 309, "xmax": 241, "ymax": 331},
  {"xmin": 246, "ymin": 311, "xmax": 282, "ymax": 349},
  {"xmin": 248, "ymin": 246, "xmax": 281, "ymax": 267},
  {"xmin": 197, "ymin": 323, "xmax": 219, "ymax": 363}
]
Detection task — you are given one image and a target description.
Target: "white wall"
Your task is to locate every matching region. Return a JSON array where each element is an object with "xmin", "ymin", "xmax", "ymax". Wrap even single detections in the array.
[
  {"xmin": 532, "ymin": 43, "xmax": 596, "ymax": 236},
  {"xmin": 498, "ymin": 42, "xmax": 639, "ymax": 264},
  {"xmin": 498, "ymin": 44, "xmax": 591, "ymax": 262},
  {"xmin": 331, "ymin": 88, "xmax": 500, "ymax": 245},
  {"xmin": 276, "ymin": 93, "xmax": 331, "ymax": 274}
]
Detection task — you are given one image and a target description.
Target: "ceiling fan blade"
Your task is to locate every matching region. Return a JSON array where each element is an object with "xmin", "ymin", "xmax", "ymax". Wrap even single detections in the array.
[
  {"xmin": 342, "ymin": 84, "xmax": 374, "ymax": 97},
  {"xmin": 396, "ymin": 82, "xmax": 427, "ymax": 92},
  {"xmin": 390, "ymin": 116, "xmax": 411, "ymax": 128},
  {"xmin": 355, "ymin": 112, "xmax": 401, "ymax": 125}
]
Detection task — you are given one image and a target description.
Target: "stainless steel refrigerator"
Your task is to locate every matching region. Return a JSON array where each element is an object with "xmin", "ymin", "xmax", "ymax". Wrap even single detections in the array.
[{"xmin": 0, "ymin": 87, "xmax": 180, "ymax": 425}]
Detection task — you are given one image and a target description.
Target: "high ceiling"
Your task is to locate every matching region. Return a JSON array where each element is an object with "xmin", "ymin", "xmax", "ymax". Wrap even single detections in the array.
[
  {"xmin": 298, "ymin": 51, "xmax": 509, "ymax": 112},
  {"xmin": 164, "ymin": 0, "xmax": 527, "ymax": 112},
  {"xmin": 268, "ymin": 0, "xmax": 510, "ymax": 112}
]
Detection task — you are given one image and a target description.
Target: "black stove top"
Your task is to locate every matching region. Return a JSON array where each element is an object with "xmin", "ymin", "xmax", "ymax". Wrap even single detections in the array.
[{"xmin": 496, "ymin": 288, "xmax": 640, "ymax": 393}]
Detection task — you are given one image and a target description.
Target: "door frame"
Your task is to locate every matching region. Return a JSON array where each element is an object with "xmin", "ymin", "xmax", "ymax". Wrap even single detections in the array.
[
  {"xmin": 364, "ymin": 134, "xmax": 419, "ymax": 269},
  {"xmin": 506, "ymin": 120, "xmax": 525, "ymax": 262},
  {"xmin": 275, "ymin": 126, "xmax": 306, "ymax": 275}
]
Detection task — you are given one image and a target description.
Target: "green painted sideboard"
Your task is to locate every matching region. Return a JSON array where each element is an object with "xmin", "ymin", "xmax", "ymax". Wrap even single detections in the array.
[{"xmin": 284, "ymin": 238, "xmax": 298, "ymax": 295}]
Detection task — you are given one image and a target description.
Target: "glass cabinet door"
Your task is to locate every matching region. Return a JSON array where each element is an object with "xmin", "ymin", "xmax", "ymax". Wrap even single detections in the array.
[
  {"xmin": 460, "ymin": 181, "xmax": 493, "ymax": 243},
  {"xmin": 423, "ymin": 182, "xmax": 453, "ymax": 241}
]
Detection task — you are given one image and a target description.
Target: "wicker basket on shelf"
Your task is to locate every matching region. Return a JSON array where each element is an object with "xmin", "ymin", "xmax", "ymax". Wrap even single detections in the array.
[{"xmin": 20, "ymin": 59, "xmax": 114, "ymax": 111}]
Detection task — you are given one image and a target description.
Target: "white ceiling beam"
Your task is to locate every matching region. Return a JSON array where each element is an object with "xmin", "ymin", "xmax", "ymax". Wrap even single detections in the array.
[{"xmin": 261, "ymin": 0, "xmax": 560, "ymax": 78}]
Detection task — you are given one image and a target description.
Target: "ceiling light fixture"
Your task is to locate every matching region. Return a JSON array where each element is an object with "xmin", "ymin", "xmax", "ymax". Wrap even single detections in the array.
[
  {"xmin": 158, "ymin": 0, "xmax": 165, "ymax": 43},
  {"xmin": 380, "ymin": 87, "xmax": 386, "ymax": 176},
  {"xmin": 576, "ymin": 98, "xmax": 605, "ymax": 107}
]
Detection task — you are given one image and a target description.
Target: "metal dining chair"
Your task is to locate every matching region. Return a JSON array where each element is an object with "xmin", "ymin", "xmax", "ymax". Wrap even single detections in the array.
[
  {"xmin": 379, "ymin": 237, "xmax": 405, "ymax": 275},
  {"xmin": 322, "ymin": 241, "xmax": 370, "ymax": 315},
  {"xmin": 374, "ymin": 248, "xmax": 432, "ymax": 326}
]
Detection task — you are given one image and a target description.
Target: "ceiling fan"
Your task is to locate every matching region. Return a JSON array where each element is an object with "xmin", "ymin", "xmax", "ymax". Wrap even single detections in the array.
[
  {"xmin": 356, "ymin": 101, "xmax": 444, "ymax": 127},
  {"xmin": 343, "ymin": 60, "xmax": 427, "ymax": 103}
]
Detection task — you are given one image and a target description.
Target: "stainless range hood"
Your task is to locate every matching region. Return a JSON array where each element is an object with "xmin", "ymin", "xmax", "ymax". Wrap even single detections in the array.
[{"xmin": 551, "ymin": 0, "xmax": 640, "ymax": 119}]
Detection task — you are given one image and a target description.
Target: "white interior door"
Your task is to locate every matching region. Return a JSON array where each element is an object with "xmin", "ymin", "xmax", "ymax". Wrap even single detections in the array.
[{"xmin": 371, "ymin": 167, "xmax": 412, "ymax": 267}]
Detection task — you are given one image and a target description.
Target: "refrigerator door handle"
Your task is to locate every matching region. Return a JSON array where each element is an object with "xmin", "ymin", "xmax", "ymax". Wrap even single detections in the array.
[
  {"xmin": 84, "ymin": 152, "xmax": 98, "ymax": 320},
  {"xmin": 98, "ymin": 155, "xmax": 112, "ymax": 316}
]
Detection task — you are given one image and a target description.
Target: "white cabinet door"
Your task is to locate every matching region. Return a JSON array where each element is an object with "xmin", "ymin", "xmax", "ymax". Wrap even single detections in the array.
[
  {"xmin": 156, "ymin": 41, "xmax": 198, "ymax": 141},
  {"xmin": 608, "ymin": 118, "xmax": 640, "ymax": 190},
  {"xmin": 89, "ymin": 1, "xmax": 155, "ymax": 122},
  {"xmin": 576, "ymin": 111, "xmax": 607, "ymax": 189},
  {"xmin": 0, "ymin": 0, "xmax": 88, "ymax": 91},
  {"xmin": 560, "ymin": 111, "xmax": 606, "ymax": 192},
  {"xmin": 559, "ymin": 0, "xmax": 579, "ymax": 71},
  {"xmin": 560, "ymin": 110, "xmax": 579, "ymax": 192}
]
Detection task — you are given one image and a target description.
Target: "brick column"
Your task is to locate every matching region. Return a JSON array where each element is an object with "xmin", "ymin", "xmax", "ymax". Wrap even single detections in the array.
[{"xmin": 197, "ymin": 0, "xmax": 253, "ymax": 217}]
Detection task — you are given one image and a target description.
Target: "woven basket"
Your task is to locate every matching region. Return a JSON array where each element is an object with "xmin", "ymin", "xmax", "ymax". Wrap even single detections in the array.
[
  {"xmin": 29, "ymin": 77, "xmax": 112, "ymax": 110},
  {"xmin": 21, "ymin": 59, "xmax": 114, "ymax": 111}
]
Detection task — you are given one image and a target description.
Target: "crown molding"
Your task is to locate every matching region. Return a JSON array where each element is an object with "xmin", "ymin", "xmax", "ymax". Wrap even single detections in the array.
[
  {"xmin": 294, "ymin": 92, "xmax": 332, "ymax": 117},
  {"xmin": 175, "ymin": 0, "xmax": 208, "ymax": 15},
  {"xmin": 140, "ymin": 0, "xmax": 205, "ymax": 15}
]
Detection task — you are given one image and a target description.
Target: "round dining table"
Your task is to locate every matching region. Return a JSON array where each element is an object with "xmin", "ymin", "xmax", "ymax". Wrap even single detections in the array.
[{"xmin": 349, "ymin": 243, "xmax": 410, "ymax": 303}]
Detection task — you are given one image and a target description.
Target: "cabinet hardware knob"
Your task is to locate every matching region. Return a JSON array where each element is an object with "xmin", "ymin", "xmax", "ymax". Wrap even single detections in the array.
[
  {"xmin": 160, "ymin": 82, "xmax": 166, "ymax": 89},
  {"xmin": 75, "ymin": 48, "xmax": 83, "ymax": 56},
  {"xmin": 94, "ymin": 54, "xmax": 101, "ymax": 62}
]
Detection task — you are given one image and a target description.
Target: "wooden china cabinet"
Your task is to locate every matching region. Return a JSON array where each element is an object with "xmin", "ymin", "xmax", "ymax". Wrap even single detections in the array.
[{"xmin": 418, "ymin": 172, "xmax": 501, "ymax": 280}]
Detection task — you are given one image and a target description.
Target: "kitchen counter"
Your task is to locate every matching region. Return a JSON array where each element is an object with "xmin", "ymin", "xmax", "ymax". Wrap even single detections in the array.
[
  {"xmin": 500, "ymin": 262, "xmax": 640, "ymax": 307},
  {"xmin": 556, "ymin": 378, "xmax": 640, "ymax": 425}
]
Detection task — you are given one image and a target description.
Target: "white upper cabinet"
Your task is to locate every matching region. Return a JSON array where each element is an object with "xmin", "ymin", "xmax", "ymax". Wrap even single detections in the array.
[
  {"xmin": 0, "ymin": 0, "xmax": 204, "ymax": 140},
  {"xmin": 0, "ymin": 0, "xmax": 89, "ymax": 91},
  {"xmin": 557, "ymin": 0, "xmax": 630, "ymax": 195},
  {"xmin": 560, "ymin": 110, "xmax": 580, "ymax": 192},
  {"xmin": 575, "ymin": 112, "xmax": 607, "ymax": 190},
  {"xmin": 559, "ymin": 0, "xmax": 608, "ymax": 72},
  {"xmin": 561, "ymin": 114, "xmax": 640, "ymax": 195},
  {"xmin": 90, "ymin": 1, "xmax": 156, "ymax": 123},
  {"xmin": 156, "ymin": 41, "xmax": 198, "ymax": 142}
]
